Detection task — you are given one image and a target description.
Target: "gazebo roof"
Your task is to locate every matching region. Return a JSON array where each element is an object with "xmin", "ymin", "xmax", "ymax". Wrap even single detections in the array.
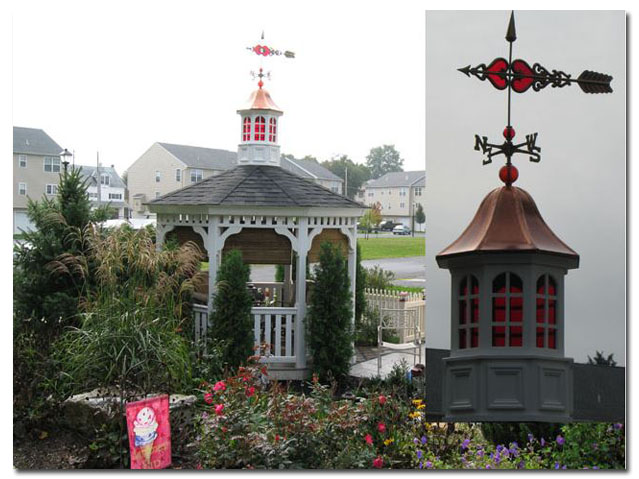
[
  {"xmin": 148, "ymin": 164, "xmax": 365, "ymax": 209},
  {"xmin": 437, "ymin": 186, "xmax": 579, "ymax": 261}
]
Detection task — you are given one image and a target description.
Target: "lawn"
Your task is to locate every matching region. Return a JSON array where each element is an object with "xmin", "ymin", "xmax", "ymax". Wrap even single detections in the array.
[{"xmin": 358, "ymin": 237, "xmax": 424, "ymax": 260}]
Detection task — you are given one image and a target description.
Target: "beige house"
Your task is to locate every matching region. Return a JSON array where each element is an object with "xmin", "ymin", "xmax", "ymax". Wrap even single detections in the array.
[
  {"xmin": 13, "ymin": 127, "xmax": 64, "ymax": 234},
  {"xmin": 127, "ymin": 142, "xmax": 344, "ymax": 218},
  {"xmin": 358, "ymin": 170, "xmax": 425, "ymax": 231}
]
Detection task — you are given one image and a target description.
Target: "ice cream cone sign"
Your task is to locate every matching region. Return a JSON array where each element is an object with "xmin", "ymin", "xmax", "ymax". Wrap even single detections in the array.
[{"xmin": 126, "ymin": 395, "xmax": 171, "ymax": 469}]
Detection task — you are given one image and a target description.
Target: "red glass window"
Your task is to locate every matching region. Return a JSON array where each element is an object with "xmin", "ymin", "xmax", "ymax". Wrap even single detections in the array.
[
  {"xmin": 242, "ymin": 117, "xmax": 252, "ymax": 141},
  {"xmin": 254, "ymin": 116, "xmax": 266, "ymax": 141},
  {"xmin": 268, "ymin": 117, "xmax": 277, "ymax": 142},
  {"xmin": 458, "ymin": 275, "xmax": 479, "ymax": 349},
  {"xmin": 535, "ymin": 275, "xmax": 558, "ymax": 349},
  {"xmin": 491, "ymin": 272, "xmax": 523, "ymax": 347}
]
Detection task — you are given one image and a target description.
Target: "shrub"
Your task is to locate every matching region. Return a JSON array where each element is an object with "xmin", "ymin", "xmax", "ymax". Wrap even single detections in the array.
[
  {"xmin": 208, "ymin": 250, "xmax": 254, "ymax": 370},
  {"xmin": 364, "ymin": 265, "xmax": 395, "ymax": 290},
  {"xmin": 306, "ymin": 242, "xmax": 353, "ymax": 382}
]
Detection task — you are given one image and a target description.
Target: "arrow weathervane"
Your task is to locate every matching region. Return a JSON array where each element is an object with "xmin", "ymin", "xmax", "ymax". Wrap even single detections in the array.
[
  {"xmin": 460, "ymin": 12, "xmax": 613, "ymax": 185},
  {"xmin": 246, "ymin": 31, "xmax": 295, "ymax": 88}
]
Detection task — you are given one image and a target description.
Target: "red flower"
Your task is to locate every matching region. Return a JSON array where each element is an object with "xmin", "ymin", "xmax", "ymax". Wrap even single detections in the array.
[
  {"xmin": 377, "ymin": 422, "xmax": 386, "ymax": 433},
  {"xmin": 373, "ymin": 456, "xmax": 384, "ymax": 469},
  {"xmin": 246, "ymin": 386, "xmax": 256, "ymax": 397},
  {"xmin": 213, "ymin": 380, "xmax": 226, "ymax": 392},
  {"xmin": 275, "ymin": 434, "xmax": 280, "ymax": 442},
  {"xmin": 215, "ymin": 404, "xmax": 225, "ymax": 416},
  {"xmin": 203, "ymin": 392, "xmax": 214, "ymax": 404},
  {"xmin": 378, "ymin": 395, "xmax": 387, "ymax": 405},
  {"xmin": 365, "ymin": 434, "xmax": 373, "ymax": 445},
  {"xmin": 221, "ymin": 426, "xmax": 228, "ymax": 433}
]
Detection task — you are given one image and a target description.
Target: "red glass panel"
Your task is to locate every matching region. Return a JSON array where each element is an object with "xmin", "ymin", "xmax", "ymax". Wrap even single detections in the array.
[
  {"xmin": 485, "ymin": 57, "xmax": 509, "ymax": 90},
  {"xmin": 548, "ymin": 276, "xmax": 556, "ymax": 296},
  {"xmin": 510, "ymin": 274, "xmax": 523, "ymax": 293},
  {"xmin": 536, "ymin": 298, "xmax": 545, "ymax": 323},
  {"xmin": 548, "ymin": 300, "xmax": 556, "ymax": 324},
  {"xmin": 537, "ymin": 276, "xmax": 545, "ymax": 295},
  {"xmin": 509, "ymin": 326, "xmax": 523, "ymax": 347},
  {"xmin": 536, "ymin": 327, "xmax": 545, "ymax": 348},
  {"xmin": 471, "ymin": 298, "xmax": 479, "ymax": 323},
  {"xmin": 460, "ymin": 277, "xmax": 468, "ymax": 296},
  {"xmin": 459, "ymin": 300, "xmax": 467, "ymax": 325},
  {"xmin": 548, "ymin": 328, "xmax": 556, "ymax": 349},
  {"xmin": 511, "ymin": 59, "xmax": 535, "ymax": 93},
  {"xmin": 492, "ymin": 326, "xmax": 506, "ymax": 347},
  {"xmin": 459, "ymin": 328, "xmax": 467, "ymax": 349},
  {"xmin": 493, "ymin": 297, "xmax": 505, "ymax": 322},
  {"xmin": 510, "ymin": 296, "xmax": 523, "ymax": 322},
  {"xmin": 471, "ymin": 276, "xmax": 479, "ymax": 294},
  {"xmin": 470, "ymin": 328, "xmax": 479, "ymax": 348},
  {"xmin": 493, "ymin": 273, "xmax": 506, "ymax": 293}
]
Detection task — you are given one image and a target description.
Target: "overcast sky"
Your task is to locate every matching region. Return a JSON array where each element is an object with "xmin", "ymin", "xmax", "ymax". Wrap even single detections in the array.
[
  {"xmin": 12, "ymin": 0, "xmax": 425, "ymax": 174},
  {"xmin": 425, "ymin": 11, "xmax": 626, "ymax": 365}
]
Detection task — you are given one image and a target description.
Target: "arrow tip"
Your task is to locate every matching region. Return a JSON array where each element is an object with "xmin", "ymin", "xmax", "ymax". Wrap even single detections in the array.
[
  {"xmin": 506, "ymin": 11, "xmax": 517, "ymax": 43},
  {"xmin": 458, "ymin": 65, "xmax": 471, "ymax": 76}
]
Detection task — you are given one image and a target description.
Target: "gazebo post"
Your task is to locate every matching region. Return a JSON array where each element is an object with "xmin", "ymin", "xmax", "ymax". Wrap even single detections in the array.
[
  {"xmin": 207, "ymin": 216, "xmax": 220, "ymax": 312},
  {"xmin": 295, "ymin": 217, "xmax": 309, "ymax": 370},
  {"xmin": 346, "ymin": 230, "xmax": 357, "ymax": 364}
]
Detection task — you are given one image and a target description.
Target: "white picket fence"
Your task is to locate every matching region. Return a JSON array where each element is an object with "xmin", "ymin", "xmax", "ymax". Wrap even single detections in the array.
[{"xmin": 364, "ymin": 288, "xmax": 425, "ymax": 343}]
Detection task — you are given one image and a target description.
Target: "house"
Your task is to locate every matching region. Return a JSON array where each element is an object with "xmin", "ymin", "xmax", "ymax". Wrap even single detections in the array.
[
  {"xmin": 77, "ymin": 165, "xmax": 129, "ymax": 219},
  {"xmin": 13, "ymin": 127, "xmax": 64, "ymax": 234},
  {"xmin": 359, "ymin": 170, "xmax": 425, "ymax": 231},
  {"xmin": 126, "ymin": 142, "xmax": 344, "ymax": 218}
]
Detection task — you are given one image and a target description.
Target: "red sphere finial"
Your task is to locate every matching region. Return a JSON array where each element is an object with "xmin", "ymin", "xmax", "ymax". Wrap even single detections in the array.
[
  {"xmin": 503, "ymin": 126, "xmax": 516, "ymax": 141},
  {"xmin": 499, "ymin": 164, "xmax": 519, "ymax": 186}
]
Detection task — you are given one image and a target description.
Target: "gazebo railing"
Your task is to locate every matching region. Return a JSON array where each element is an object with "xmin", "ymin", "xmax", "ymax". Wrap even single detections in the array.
[
  {"xmin": 252, "ymin": 306, "xmax": 297, "ymax": 363},
  {"xmin": 194, "ymin": 303, "xmax": 209, "ymax": 344}
]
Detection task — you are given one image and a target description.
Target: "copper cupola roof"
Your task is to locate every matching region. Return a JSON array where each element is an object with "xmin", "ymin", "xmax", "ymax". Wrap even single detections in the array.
[
  {"xmin": 237, "ymin": 87, "xmax": 282, "ymax": 113},
  {"xmin": 437, "ymin": 186, "xmax": 579, "ymax": 262}
]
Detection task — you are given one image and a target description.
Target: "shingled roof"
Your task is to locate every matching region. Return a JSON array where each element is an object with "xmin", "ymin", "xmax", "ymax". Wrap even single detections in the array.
[
  {"xmin": 13, "ymin": 127, "xmax": 62, "ymax": 156},
  {"xmin": 158, "ymin": 142, "xmax": 237, "ymax": 170},
  {"xmin": 148, "ymin": 164, "xmax": 364, "ymax": 208}
]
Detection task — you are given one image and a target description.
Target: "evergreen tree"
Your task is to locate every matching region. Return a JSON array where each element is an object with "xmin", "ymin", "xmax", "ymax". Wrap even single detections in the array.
[
  {"xmin": 306, "ymin": 242, "xmax": 353, "ymax": 382},
  {"xmin": 209, "ymin": 250, "xmax": 254, "ymax": 369},
  {"xmin": 587, "ymin": 351, "xmax": 617, "ymax": 367},
  {"xmin": 414, "ymin": 203, "xmax": 425, "ymax": 233}
]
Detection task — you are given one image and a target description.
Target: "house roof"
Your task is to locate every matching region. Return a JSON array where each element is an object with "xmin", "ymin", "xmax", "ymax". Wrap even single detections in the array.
[
  {"xmin": 367, "ymin": 171, "xmax": 425, "ymax": 188},
  {"xmin": 280, "ymin": 157, "xmax": 343, "ymax": 182},
  {"xmin": 76, "ymin": 165, "xmax": 126, "ymax": 189},
  {"xmin": 148, "ymin": 164, "xmax": 364, "ymax": 208},
  {"xmin": 436, "ymin": 186, "xmax": 579, "ymax": 262},
  {"xmin": 158, "ymin": 142, "xmax": 237, "ymax": 170},
  {"xmin": 13, "ymin": 127, "xmax": 63, "ymax": 156}
]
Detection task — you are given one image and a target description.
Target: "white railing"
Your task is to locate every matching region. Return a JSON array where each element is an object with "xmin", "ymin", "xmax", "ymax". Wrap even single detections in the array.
[
  {"xmin": 365, "ymin": 288, "xmax": 425, "ymax": 343},
  {"xmin": 250, "ymin": 282, "xmax": 285, "ymax": 307},
  {"xmin": 252, "ymin": 307, "xmax": 297, "ymax": 363},
  {"xmin": 193, "ymin": 303, "xmax": 209, "ymax": 344}
]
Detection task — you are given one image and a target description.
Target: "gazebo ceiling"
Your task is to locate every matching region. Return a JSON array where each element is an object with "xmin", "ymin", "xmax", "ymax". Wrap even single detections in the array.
[{"xmin": 147, "ymin": 164, "xmax": 365, "ymax": 209}]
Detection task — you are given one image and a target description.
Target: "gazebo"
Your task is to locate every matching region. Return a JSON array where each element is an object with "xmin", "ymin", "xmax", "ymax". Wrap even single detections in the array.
[{"xmin": 147, "ymin": 77, "xmax": 365, "ymax": 379}]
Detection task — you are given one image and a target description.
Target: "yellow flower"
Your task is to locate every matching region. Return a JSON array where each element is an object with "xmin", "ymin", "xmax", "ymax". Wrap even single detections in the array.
[
  {"xmin": 383, "ymin": 438, "xmax": 394, "ymax": 446},
  {"xmin": 417, "ymin": 404, "xmax": 426, "ymax": 409},
  {"xmin": 409, "ymin": 411, "xmax": 421, "ymax": 419},
  {"xmin": 412, "ymin": 399, "xmax": 423, "ymax": 406}
]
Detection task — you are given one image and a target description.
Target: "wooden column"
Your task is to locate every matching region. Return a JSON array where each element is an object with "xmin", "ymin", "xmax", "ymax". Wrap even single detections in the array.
[
  {"xmin": 295, "ymin": 217, "xmax": 309, "ymax": 369},
  {"xmin": 345, "ymin": 225, "xmax": 357, "ymax": 364},
  {"xmin": 207, "ymin": 216, "xmax": 220, "ymax": 312}
]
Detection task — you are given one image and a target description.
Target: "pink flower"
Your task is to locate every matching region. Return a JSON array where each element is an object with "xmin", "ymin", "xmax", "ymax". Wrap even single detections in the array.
[
  {"xmin": 246, "ymin": 386, "xmax": 256, "ymax": 397},
  {"xmin": 377, "ymin": 422, "xmax": 386, "ymax": 433},
  {"xmin": 213, "ymin": 380, "xmax": 226, "ymax": 392},
  {"xmin": 373, "ymin": 456, "xmax": 383, "ymax": 469},
  {"xmin": 365, "ymin": 434, "xmax": 373, "ymax": 445},
  {"xmin": 275, "ymin": 434, "xmax": 280, "ymax": 442},
  {"xmin": 203, "ymin": 392, "xmax": 214, "ymax": 404},
  {"xmin": 214, "ymin": 404, "xmax": 224, "ymax": 416},
  {"xmin": 378, "ymin": 395, "xmax": 387, "ymax": 405}
]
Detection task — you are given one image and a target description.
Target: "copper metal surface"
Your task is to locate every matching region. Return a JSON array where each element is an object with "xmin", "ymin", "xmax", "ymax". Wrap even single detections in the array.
[
  {"xmin": 238, "ymin": 87, "xmax": 282, "ymax": 112},
  {"xmin": 437, "ymin": 186, "xmax": 578, "ymax": 259}
]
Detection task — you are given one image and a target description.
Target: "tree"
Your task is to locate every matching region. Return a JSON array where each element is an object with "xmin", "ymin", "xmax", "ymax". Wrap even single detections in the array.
[
  {"xmin": 321, "ymin": 155, "xmax": 371, "ymax": 199},
  {"xmin": 414, "ymin": 203, "xmax": 425, "ymax": 233},
  {"xmin": 209, "ymin": 250, "xmax": 254, "ymax": 369},
  {"xmin": 370, "ymin": 202, "xmax": 382, "ymax": 227},
  {"xmin": 306, "ymin": 242, "xmax": 354, "ymax": 382},
  {"xmin": 587, "ymin": 351, "xmax": 617, "ymax": 367},
  {"xmin": 366, "ymin": 144, "xmax": 404, "ymax": 179}
]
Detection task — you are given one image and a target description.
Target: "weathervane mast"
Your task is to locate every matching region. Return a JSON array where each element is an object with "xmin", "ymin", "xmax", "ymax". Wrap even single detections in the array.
[
  {"xmin": 246, "ymin": 31, "xmax": 295, "ymax": 88},
  {"xmin": 459, "ymin": 11, "xmax": 613, "ymax": 186}
]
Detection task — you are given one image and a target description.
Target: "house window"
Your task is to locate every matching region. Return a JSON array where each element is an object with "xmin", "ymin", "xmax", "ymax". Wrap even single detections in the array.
[
  {"xmin": 190, "ymin": 169, "xmax": 203, "ymax": 183},
  {"xmin": 155, "ymin": 191, "xmax": 160, "ymax": 199},
  {"xmin": 415, "ymin": 186, "xmax": 423, "ymax": 196},
  {"xmin": 242, "ymin": 117, "xmax": 252, "ymax": 141},
  {"xmin": 368, "ymin": 192, "xmax": 374, "ymax": 197},
  {"xmin": 331, "ymin": 186, "xmax": 339, "ymax": 193},
  {"xmin": 176, "ymin": 168, "xmax": 181, "ymax": 182},
  {"xmin": 458, "ymin": 275, "xmax": 479, "ymax": 349},
  {"xmin": 155, "ymin": 171, "xmax": 161, "ymax": 183},
  {"xmin": 88, "ymin": 192, "xmax": 98, "ymax": 199},
  {"xmin": 108, "ymin": 193, "xmax": 122, "ymax": 200},
  {"xmin": 268, "ymin": 117, "xmax": 277, "ymax": 142},
  {"xmin": 18, "ymin": 155, "xmax": 27, "ymax": 168},
  {"xmin": 44, "ymin": 157, "xmax": 60, "ymax": 172},
  {"xmin": 388, "ymin": 189, "xmax": 392, "ymax": 195},
  {"xmin": 400, "ymin": 202, "xmax": 405, "ymax": 208},
  {"xmin": 492, "ymin": 272, "xmax": 523, "ymax": 347},
  {"xmin": 536, "ymin": 275, "xmax": 557, "ymax": 349},
  {"xmin": 100, "ymin": 174, "xmax": 110, "ymax": 186},
  {"xmin": 18, "ymin": 182, "xmax": 27, "ymax": 195},
  {"xmin": 400, "ymin": 188, "xmax": 407, "ymax": 197},
  {"xmin": 46, "ymin": 184, "xmax": 58, "ymax": 195},
  {"xmin": 254, "ymin": 116, "xmax": 266, "ymax": 141}
]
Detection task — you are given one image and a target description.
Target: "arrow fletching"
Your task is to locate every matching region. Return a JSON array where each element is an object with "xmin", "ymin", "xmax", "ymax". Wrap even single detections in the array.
[{"xmin": 577, "ymin": 70, "xmax": 613, "ymax": 93}]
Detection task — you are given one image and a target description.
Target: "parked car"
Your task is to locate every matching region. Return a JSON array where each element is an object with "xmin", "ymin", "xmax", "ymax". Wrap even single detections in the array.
[
  {"xmin": 393, "ymin": 225, "xmax": 412, "ymax": 235},
  {"xmin": 380, "ymin": 220, "xmax": 400, "ymax": 231}
]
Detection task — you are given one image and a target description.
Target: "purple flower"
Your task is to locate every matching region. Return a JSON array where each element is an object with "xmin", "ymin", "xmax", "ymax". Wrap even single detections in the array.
[
  {"xmin": 614, "ymin": 423, "xmax": 623, "ymax": 430},
  {"xmin": 556, "ymin": 435, "xmax": 565, "ymax": 446},
  {"xmin": 461, "ymin": 438, "xmax": 471, "ymax": 450},
  {"xmin": 518, "ymin": 460, "xmax": 526, "ymax": 469},
  {"xmin": 419, "ymin": 462, "xmax": 423, "ymax": 469},
  {"xmin": 541, "ymin": 437, "xmax": 546, "ymax": 447},
  {"xmin": 421, "ymin": 435, "xmax": 427, "ymax": 445},
  {"xmin": 496, "ymin": 444, "xmax": 504, "ymax": 453},
  {"xmin": 555, "ymin": 462, "xmax": 560, "ymax": 470},
  {"xmin": 527, "ymin": 433, "xmax": 534, "ymax": 443},
  {"xmin": 425, "ymin": 461, "xmax": 433, "ymax": 469},
  {"xmin": 476, "ymin": 449, "xmax": 484, "ymax": 458},
  {"xmin": 562, "ymin": 465, "xmax": 567, "ymax": 470},
  {"xmin": 416, "ymin": 450, "xmax": 423, "ymax": 460},
  {"xmin": 593, "ymin": 466, "xmax": 599, "ymax": 470},
  {"xmin": 413, "ymin": 437, "xmax": 419, "ymax": 445},
  {"xmin": 485, "ymin": 465, "xmax": 492, "ymax": 469},
  {"xmin": 592, "ymin": 442, "xmax": 598, "ymax": 450}
]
